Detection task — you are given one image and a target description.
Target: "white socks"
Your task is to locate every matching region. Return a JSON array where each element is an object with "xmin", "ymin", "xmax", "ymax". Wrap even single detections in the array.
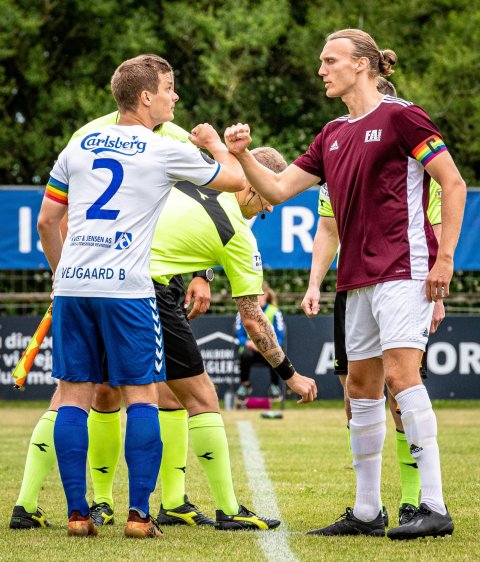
[
  {"xmin": 350, "ymin": 397, "xmax": 386, "ymax": 522},
  {"xmin": 396, "ymin": 384, "xmax": 446, "ymax": 515}
]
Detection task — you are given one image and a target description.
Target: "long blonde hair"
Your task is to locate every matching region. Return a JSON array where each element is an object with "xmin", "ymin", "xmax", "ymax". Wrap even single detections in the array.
[{"xmin": 326, "ymin": 29, "xmax": 397, "ymax": 77}]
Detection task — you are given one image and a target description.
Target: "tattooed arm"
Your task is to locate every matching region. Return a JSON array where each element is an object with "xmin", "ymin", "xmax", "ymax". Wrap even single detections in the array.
[
  {"xmin": 235, "ymin": 295, "xmax": 284, "ymax": 366},
  {"xmin": 235, "ymin": 295, "xmax": 317, "ymax": 403}
]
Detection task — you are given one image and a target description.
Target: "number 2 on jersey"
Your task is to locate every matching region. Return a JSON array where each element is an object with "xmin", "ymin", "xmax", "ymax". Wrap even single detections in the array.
[{"xmin": 86, "ymin": 158, "xmax": 123, "ymax": 220}]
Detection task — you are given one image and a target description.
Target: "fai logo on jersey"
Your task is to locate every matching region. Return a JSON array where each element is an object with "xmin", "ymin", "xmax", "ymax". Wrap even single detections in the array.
[
  {"xmin": 252, "ymin": 252, "xmax": 262, "ymax": 271},
  {"xmin": 365, "ymin": 129, "xmax": 382, "ymax": 143},
  {"xmin": 329, "ymin": 140, "xmax": 339, "ymax": 151},
  {"xmin": 81, "ymin": 132, "xmax": 147, "ymax": 156},
  {"xmin": 114, "ymin": 231, "xmax": 133, "ymax": 250}
]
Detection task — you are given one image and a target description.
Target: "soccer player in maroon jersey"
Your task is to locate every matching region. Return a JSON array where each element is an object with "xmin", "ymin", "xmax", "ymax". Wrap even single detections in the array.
[{"xmin": 224, "ymin": 29, "xmax": 466, "ymax": 540}]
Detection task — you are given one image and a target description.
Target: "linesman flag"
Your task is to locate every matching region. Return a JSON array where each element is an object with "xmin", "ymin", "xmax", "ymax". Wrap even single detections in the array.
[{"xmin": 12, "ymin": 304, "xmax": 52, "ymax": 390}]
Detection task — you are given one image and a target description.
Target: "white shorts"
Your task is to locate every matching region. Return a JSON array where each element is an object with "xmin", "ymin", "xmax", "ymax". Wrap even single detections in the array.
[{"xmin": 345, "ymin": 279, "xmax": 434, "ymax": 361}]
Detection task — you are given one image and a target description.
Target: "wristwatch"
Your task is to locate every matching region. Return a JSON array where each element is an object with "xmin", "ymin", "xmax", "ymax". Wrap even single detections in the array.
[{"xmin": 192, "ymin": 269, "xmax": 215, "ymax": 282}]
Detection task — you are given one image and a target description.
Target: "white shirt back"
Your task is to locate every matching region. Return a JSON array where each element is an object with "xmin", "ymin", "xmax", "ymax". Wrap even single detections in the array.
[{"xmin": 50, "ymin": 125, "xmax": 219, "ymax": 298}]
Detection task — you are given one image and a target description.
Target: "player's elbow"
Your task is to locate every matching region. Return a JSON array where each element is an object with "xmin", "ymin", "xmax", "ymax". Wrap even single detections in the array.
[
  {"xmin": 241, "ymin": 316, "xmax": 259, "ymax": 336},
  {"xmin": 212, "ymin": 175, "xmax": 247, "ymax": 193},
  {"xmin": 268, "ymin": 181, "xmax": 294, "ymax": 205},
  {"xmin": 455, "ymin": 177, "xmax": 467, "ymax": 197},
  {"xmin": 229, "ymin": 176, "xmax": 248, "ymax": 193},
  {"xmin": 267, "ymin": 192, "xmax": 285, "ymax": 206},
  {"xmin": 37, "ymin": 214, "xmax": 55, "ymax": 235},
  {"xmin": 443, "ymin": 174, "xmax": 467, "ymax": 198}
]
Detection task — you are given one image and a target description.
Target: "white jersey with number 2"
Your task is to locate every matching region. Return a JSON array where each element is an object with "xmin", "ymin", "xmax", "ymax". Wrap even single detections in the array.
[{"xmin": 47, "ymin": 125, "xmax": 219, "ymax": 298}]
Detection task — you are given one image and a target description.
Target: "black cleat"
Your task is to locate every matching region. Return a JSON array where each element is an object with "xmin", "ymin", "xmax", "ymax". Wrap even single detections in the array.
[
  {"xmin": 9, "ymin": 505, "xmax": 52, "ymax": 529},
  {"xmin": 398, "ymin": 503, "xmax": 417, "ymax": 525},
  {"xmin": 215, "ymin": 505, "xmax": 280, "ymax": 531},
  {"xmin": 90, "ymin": 502, "xmax": 114, "ymax": 526},
  {"xmin": 388, "ymin": 503, "xmax": 453, "ymax": 540},
  {"xmin": 156, "ymin": 495, "xmax": 214, "ymax": 526},
  {"xmin": 307, "ymin": 507, "xmax": 385, "ymax": 536},
  {"xmin": 382, "ymin": 505, "xmax": 389, "ymax": 527}
]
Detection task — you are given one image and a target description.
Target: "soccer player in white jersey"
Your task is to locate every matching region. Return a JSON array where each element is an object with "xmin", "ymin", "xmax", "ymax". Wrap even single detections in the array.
[
  {"xmin": 223, "ymin": 29, "xmax": 466, "ymax": 539},
  {"xmin": 37, "ymin": 54, "xmax": 245, "ymax": 538}
]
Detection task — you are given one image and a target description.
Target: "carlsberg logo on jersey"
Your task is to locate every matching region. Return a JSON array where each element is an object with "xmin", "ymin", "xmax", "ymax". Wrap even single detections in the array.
[{"xmin": 81, "ymin": 132, "xmax": 147, "ymax": 156}]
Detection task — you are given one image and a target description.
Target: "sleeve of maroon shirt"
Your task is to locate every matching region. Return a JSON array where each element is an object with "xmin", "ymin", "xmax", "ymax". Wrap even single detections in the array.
[
  {"xmin": 393, "ymin": 105, "xmax": 448, "ymax": 165},
  {"xmin": 293, "ymin": 130, "xmax": 325, "ymax": 180}
]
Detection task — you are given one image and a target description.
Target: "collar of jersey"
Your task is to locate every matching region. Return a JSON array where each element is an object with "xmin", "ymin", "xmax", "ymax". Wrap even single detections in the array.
[{"xmin": 347, "ymin": 95, "xmax": 385, "ymax": 124}]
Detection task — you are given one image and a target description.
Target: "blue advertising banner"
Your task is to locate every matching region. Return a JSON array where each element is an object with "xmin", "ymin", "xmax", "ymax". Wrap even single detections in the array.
[
  {"xmin": 0, "ymin": 188, "xmax": 46, "ymax": 269},
  {"xmin": 1, "ymin": 187, "xmax": 479, "ymax": 270},
  {"xmin": 1, "ymin": 315, "xmax": 478, "ymax": 401}
]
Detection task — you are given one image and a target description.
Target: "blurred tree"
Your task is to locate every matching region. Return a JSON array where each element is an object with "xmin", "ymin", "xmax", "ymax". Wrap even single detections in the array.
[{"xmin": 0, "ymin": 0, "xmax": 479, "ymax": 184}]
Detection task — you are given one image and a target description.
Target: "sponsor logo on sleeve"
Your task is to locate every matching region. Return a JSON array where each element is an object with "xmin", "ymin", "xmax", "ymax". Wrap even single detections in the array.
[{"xmin": 252, "ymin": 252, "xmax": 262, "ymax": 271}]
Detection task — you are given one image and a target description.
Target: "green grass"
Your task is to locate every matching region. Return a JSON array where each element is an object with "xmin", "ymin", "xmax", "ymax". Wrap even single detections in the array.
[{"xmin": 0, "ymin": 407, "xmax": 478, "ymax": 561}]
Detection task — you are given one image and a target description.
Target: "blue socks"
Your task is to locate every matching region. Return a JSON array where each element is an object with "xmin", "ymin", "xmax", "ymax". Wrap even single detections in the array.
[
  {"xmin": 54, "ymin": 406, "xmax": 89, "ymax": 517},
  {"xmin": 54, "ymin": 403, "xmax": 162, "ymax": 518},
  {"xmin": 125, "ymin": 403, "xmax": 162, "ymax": 516}
]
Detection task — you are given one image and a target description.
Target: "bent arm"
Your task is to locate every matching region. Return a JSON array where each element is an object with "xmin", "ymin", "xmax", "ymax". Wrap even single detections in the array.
[
  {"xmin": 190, "ymin": 123, "xmax": 246, "ymax": 193},
  {"xmin": 236, "ymin": 296, "xmax": 284, "ymax": 367},
  {"xmin": 224, "ymin": 123, "xmax": 320, "ymax": 203},
  {"xmin": 236, "ymin": 153, "xmax": 319, "ymax": 205},
  {"xmin": 235, "ymin": 295, "xmax": 318, "ymax": 403},
  {"xmin": 204, "ymin": 145, "xmax": 247, "ymax": 193}
]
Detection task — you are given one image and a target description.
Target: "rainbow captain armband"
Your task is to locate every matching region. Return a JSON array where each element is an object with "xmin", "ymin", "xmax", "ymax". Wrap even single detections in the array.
[
  {"xmin": 412, "ymin": 135, "xmax": 447, "ymax": 167},
  {"xmin": 45, "ymin": 176, "xmax": 68, "ymax": 205}
]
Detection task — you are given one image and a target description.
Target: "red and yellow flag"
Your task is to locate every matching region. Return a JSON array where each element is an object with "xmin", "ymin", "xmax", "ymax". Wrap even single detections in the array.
[{"xmin": 12, "ymin": 304, "xmax": 52, "ymax": 390}]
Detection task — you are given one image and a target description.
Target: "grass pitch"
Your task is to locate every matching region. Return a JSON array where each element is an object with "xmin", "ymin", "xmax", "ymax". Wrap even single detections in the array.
[{"xmin": 0, "ymin": 404, "xmax": 478, "ymax": 562}]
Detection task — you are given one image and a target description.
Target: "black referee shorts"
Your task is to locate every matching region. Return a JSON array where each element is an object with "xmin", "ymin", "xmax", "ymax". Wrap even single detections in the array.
[
  {"xmin": 153, "ymin": 275, "xmax": 204, "ymax": 380},
  {"xmin": 333, "ymin": 291, "xmax": 348, "ymax": 375},
  {"xmin": 333, "ymin": 290, "xmax": 428, "ymax": 379}
]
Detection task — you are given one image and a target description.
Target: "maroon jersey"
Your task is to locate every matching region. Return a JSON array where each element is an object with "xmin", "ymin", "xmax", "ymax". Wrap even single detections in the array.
[{"xmin": 294, "ymin": 96, "xmax": 446, "ymax": 291}]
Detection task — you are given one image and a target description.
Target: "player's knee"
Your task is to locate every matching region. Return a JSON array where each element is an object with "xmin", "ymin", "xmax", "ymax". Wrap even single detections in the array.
[
  {"xmin": 49, "ymin": 385, "xmax": 62, "ymax": 410},
  {"xmin": 93, "ymin": 383, "xmax": 121, "ymax": 411},
  {"xmin": 158, "ymin": 383, "xmax": 184, "ymax": 409}
]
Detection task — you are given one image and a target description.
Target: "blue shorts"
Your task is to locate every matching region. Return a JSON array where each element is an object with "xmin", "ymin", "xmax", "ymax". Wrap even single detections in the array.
[{"xmin": 52, "ymin": 296, "xmax": 166, "ymax": 386}]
